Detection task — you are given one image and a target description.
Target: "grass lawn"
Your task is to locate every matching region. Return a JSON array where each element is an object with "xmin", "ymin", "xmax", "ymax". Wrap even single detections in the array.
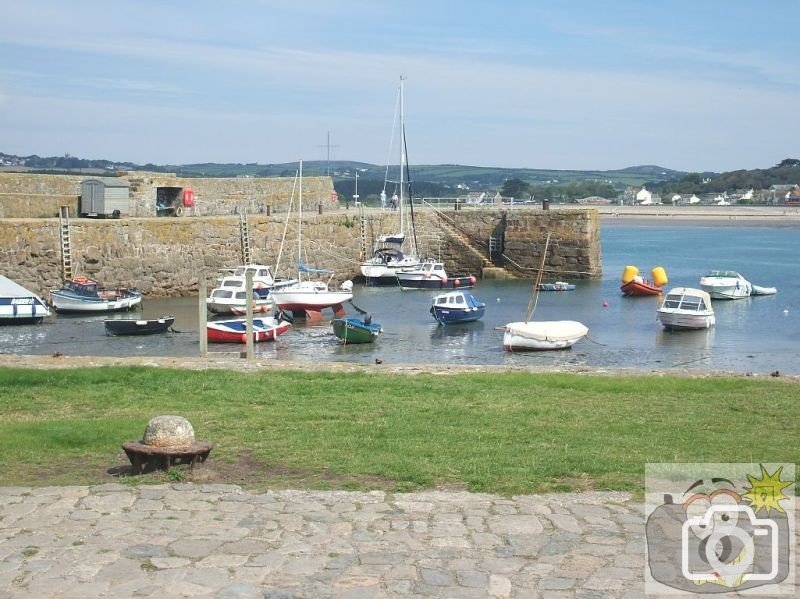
[{"xmin": 0, "ymin": 366, "xmax": 796, "ymax": 494}]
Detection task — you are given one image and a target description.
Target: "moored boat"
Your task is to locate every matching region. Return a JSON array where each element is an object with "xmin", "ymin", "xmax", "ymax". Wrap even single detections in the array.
[
  {"xmin": 207, "ymin": 264, "xmax": 297, "ymax": 315},
  {"xmin": 657, "ymin": 287, "xmax": 715, "ymax": 330},
  {"xmin": 359, "ymin": 77, "xmax": 422, "ymax": 284},
  {"xmin": 0, "ymin": 275, "xmax": 51, "ymax": 325},
  {"xmin": 620, "ymin": 265, "xmax": 667, "ymax": 296},
  {"xmin": 269, "ymin": 162, "xmax": 353, "ymax": 319},
  {"xmin": 332, "ymin": 315, "xmax": 382, "ymax": 344},
  {"xmin": 620, "ymin": 279, "xmax": 662, "ymax": 296},
  {"xmin": 50, "ymin": 277, "xmax": 142, "ymax": 313},
  {"xmin": 537, "ymin": 281, "xmax": 576, "ymax": 292},
  {"xmin": 104, "ymin": 315, "xmax": 175, "ymax": 336},
  {"xmin": 503, "ymin": 320, "xmax": 589, "ymax": 351},
  {"xmin": 503, "ymin": 233, "xmax": 588, "ymax": 351},
  {"xmin": 699, "ymin": 270, "xmax": 752, "ymax": 300},
  {"xmin": 430, "ymin": 290, "xmax": 486, "ymax": 325},
  {"xmin": 396, "ymin": 261, "xmax": 477, "ymax": 290},
  {"xmin": 206, "ymin": 316, "xmax": 291, "ymax": 344}
]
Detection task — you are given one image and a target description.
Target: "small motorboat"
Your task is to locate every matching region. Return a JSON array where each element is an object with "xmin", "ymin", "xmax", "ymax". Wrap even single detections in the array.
[
  {"xmin": 657, "ymin": 287, "xmax": 715, "ymax": 330},
  {"xmin": 332, "ymin": 315, "xmax": 382, "ymax": 344},
  {"xmin": 537, "ymin": 281, "xmax": 576, "ymax": 292},
  {"xmin": 699, "ymin": 270, "xmax": 752, "ymax": 300},
  {"xmin": 50, "ymin": 276, "xmax": 142, "ymax": 313},
  {"xmin": 105, "ymin": 315, "xmax": 175, "ymax": 336},
  {"xmin": 699, "ymin": 270, "xmax": 776, "ymax": 300},
  {"xmin": 620, "ymin": 265, "xmax": 667, "ymax": 296},
  {"xmin": 0, "ymin": 275, "xmax": 51, "ymax": 325},
  {"xmin": 206, "ymin": 316, "xmax": 291, "ymax": 344},
  {"xmin": 396, "ymin": 261, "xmax": 477, "ymax": 290},
  {"xmin": 430, "ymin": 290, "xmax": 486, "ymax": 325},
  {"xmin": 206, "ymin": 264, "xmax": 296, "ymax": 315}
]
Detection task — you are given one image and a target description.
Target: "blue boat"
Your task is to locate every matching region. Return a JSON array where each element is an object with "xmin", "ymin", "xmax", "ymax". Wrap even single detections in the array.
[{"xmin": 430, "ymin": 290, "xmax": 486, "ymax": 325}]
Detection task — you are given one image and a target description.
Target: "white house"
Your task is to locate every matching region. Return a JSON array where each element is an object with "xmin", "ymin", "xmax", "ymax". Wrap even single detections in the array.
[{"xmin": 635, "ymin": 187, "xmax": 653, "ymax": 205}]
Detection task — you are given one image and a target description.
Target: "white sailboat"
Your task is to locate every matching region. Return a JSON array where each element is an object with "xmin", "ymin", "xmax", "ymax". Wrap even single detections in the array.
[
  {"xmin": 503, "ymin": 233, "xmax": 588, "ymax": 351},
  {"xmin": 359, "ymin": 76, "xmax": 421, "ymax": 284},
  {"xmin": 270, "ymin": 161, "xmax": 353, "ymax": 320}
]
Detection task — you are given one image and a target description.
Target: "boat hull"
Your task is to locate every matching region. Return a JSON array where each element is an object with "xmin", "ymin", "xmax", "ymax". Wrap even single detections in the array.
[
  {"xmin": 105, "ymin": 316, "xmax": 174, "ymax": 336},
  {"xmin": 538, "ymin": 282, "xmax": 576, "ymax": 292},
  {"xmin": 206, "ymin": 317, "xmax": 291, "ymax": 344},
  {"xmin": 503, "ymin": 321, "xmax": 588, "ymax": 351},
  {"xmin": 398, "ymin": 274, "xmax": 477, "ymax": 290},
  {"xmin": 361, "ymin": 260, "xmax": 422, "ymax": 285},
  {"xmin": 620, "ymin": 280, "xmax": 662, "ymax": 296},
  {"xmin": 657, "ymin": 311, "xmax": 715, "ymax": 330},
  {"xmin": 332, "ymin": 317, "xmax": 382, "ymax": 344},
  {"xmin": 0, "ymin": 298, "xmax": 51, "ymax": 325},
  {"xmin": 430, "ymin": 305, "xmax": 485, "ymax": 325},
  {"xmin": 50, "ymin": 291, "xmax": 143, "ymax": 313},
  {"xmin": 699, "ymin": 272, "xmax": 752, "ymax": 300},
  {"xmin": 270, "ymin": 284, "xmax": 352, "ymax": 316}
]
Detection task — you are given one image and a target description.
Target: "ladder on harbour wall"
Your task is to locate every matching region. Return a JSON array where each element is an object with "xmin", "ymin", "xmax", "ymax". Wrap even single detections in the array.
[
  {"xmin": 58, "ymin": 205, "xmax": 73, "ymax": 281},
  {"xmin": 239, "ymin": 210, "xmax": 252, "ymax": 265},
  {"xmin": 488, "ymin": 235, "xmax": 504, "ymax": 263},
  {"xmin": 358, "ymin": 203, "xmax": 368, "ymax": 261}
]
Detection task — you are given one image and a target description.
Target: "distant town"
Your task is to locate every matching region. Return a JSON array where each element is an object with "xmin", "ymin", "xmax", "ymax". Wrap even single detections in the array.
[{"xmin": 1, "ymin": 152, "xmax": 798, "ymax": 208}]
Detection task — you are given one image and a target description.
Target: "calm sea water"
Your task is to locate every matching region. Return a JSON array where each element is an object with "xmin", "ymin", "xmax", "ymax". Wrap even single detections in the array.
[{"xmin": 2, "ymin": 224, "xmax": 798, "ymax": 374}]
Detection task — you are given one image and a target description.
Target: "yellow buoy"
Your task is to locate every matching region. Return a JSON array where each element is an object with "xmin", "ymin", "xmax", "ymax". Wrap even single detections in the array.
[
  {"xmin": 651, "ymin": 266, "xmax": 668, "ymax": 287},
  {"xmin": 621, "ymin": 265, "xmax": 639, "ymax": 284}
]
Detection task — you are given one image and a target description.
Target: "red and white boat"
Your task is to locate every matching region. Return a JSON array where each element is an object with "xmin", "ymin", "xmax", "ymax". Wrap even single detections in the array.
[
  {"xmin": 270, "ymin": 161, "xmax": 353, "ymax": 320},
  {"xmin": 206, "ymin": 316, "xmax": 291, "ymax": 344}
]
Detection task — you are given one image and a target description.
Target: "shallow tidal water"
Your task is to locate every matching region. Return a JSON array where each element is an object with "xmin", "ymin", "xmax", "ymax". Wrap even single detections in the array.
[{"xmin": 1, "ymin": 224, "xmax": 798, "ymax": 375}]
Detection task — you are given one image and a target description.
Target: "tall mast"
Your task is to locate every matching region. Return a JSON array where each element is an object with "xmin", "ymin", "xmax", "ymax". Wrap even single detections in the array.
[
  {"xmin": 298, "ymin": 160, "xmax": 303, "ymax": 282},
  {"xmin": 399, "ymin": 76, "xmax": 406, "ymax": 237}
]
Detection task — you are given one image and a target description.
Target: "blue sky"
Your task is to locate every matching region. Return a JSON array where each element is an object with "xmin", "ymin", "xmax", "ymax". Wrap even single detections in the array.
[{"xmin": 1, "ymin": 1, "xmax": 798, "ymax": 172}]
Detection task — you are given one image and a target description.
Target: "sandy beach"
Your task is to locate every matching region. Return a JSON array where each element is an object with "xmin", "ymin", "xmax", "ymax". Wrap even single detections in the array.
[{"xmin": 586, "ymin": 204, "xmax": 800, "ymax": 227}]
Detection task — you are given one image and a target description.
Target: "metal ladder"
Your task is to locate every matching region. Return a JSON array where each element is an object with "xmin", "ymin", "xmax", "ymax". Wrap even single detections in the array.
[
  {"xmin": 58, "ymin": 205, "xmax": 73, "ymax": 280},
  {"xmin": 489, "ymin": 235, "xmax": 503, "ymax": 261},
  {"xmin": 358, "ymin": 203, "xmax": 368, "ymax": 261},
  {"xmin": 239, "ymin": 209, "xmax": 252, "ymax": 265}
]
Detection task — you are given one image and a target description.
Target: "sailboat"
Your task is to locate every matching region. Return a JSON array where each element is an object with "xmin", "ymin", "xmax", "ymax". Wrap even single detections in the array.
[
  {"xmin": 270, "ymin": 161, "xmax": 354, "ymax": 320},
  {"xmin": 359, "ymin": 76, "xmax": 422, "ymax": 285},
  {"xmin": 503, "ymin": 233, "xmax": 588, "ymax": 351}
]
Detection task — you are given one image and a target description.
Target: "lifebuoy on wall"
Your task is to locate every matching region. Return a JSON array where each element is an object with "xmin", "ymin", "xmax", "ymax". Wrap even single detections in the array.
[{"xmin": 183, "ymin": 189, "xmax": 195, "ymax": 207}]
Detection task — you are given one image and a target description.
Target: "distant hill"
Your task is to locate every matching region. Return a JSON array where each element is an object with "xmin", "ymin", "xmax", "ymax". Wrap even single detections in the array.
[{"xmin": 0, "ymin": 152, "xmax": 683, "ymax": 184}]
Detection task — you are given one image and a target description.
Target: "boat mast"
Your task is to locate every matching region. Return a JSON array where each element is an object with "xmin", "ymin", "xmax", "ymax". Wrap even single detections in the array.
[
  {"xmin": 298, "ymin": 160, "xmax": 303, "ymax": 282},
  {"xmin": 525, "ymin": 232, "xmax": 551, "ymax": 322},
  {"xmin": 399, "ymin": 76, "xmax": 406, "ymax": 240}
]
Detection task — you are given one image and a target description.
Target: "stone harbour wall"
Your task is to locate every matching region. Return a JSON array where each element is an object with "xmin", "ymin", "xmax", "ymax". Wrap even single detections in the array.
[
  {"xmin": 0, "ymin": 172, "xmax": 335, "ymax": 218},
  {"xmin": 1, "ymin": 208, "xmax": 601, "ymax": 298}
]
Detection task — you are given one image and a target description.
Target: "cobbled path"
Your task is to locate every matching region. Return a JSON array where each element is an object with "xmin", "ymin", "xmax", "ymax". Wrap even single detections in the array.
[{"xmin": 0, "ymin": 484, "xmax": 647, "ymax": 598}]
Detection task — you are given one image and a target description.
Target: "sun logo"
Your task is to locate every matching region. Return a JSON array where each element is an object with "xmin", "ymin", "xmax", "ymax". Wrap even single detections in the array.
[{"xmin": 742, "ymin": 464, "xmax": 793, "ymax": 515}]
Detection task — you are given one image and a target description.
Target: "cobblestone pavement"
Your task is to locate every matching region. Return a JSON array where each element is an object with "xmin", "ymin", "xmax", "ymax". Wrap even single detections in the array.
[{"xmin": 0, "ymin": 484, "xmax": 650, "ymax": 598}]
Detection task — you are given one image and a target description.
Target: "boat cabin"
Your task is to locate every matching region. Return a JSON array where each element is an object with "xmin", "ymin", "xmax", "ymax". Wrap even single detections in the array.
[
  {"xmin": 66, "ymin": 278, "xmax": 99, "ymax": 297},
  {"xmin": 661, "ymin": 290, "xmax": 711, "ymax": 312},
  {"xmin": 433, "ymin": 290, "xmax": 482, "ymax": 309}
]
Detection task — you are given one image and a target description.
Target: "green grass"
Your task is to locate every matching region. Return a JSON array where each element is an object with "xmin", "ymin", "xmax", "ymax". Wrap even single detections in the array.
[{"xmin": 0, "ymin": 367, "xmax": 796, "ymax": 494}]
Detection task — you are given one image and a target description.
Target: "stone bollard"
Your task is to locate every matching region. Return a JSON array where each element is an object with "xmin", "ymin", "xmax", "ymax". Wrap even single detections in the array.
[
  {"xmin": 142, "ymin": 415, "xmax": 195, "ymax": 448},
  {"xmin": 122, "ymin": 415, "xmax": 213, "ymax": 473}
]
